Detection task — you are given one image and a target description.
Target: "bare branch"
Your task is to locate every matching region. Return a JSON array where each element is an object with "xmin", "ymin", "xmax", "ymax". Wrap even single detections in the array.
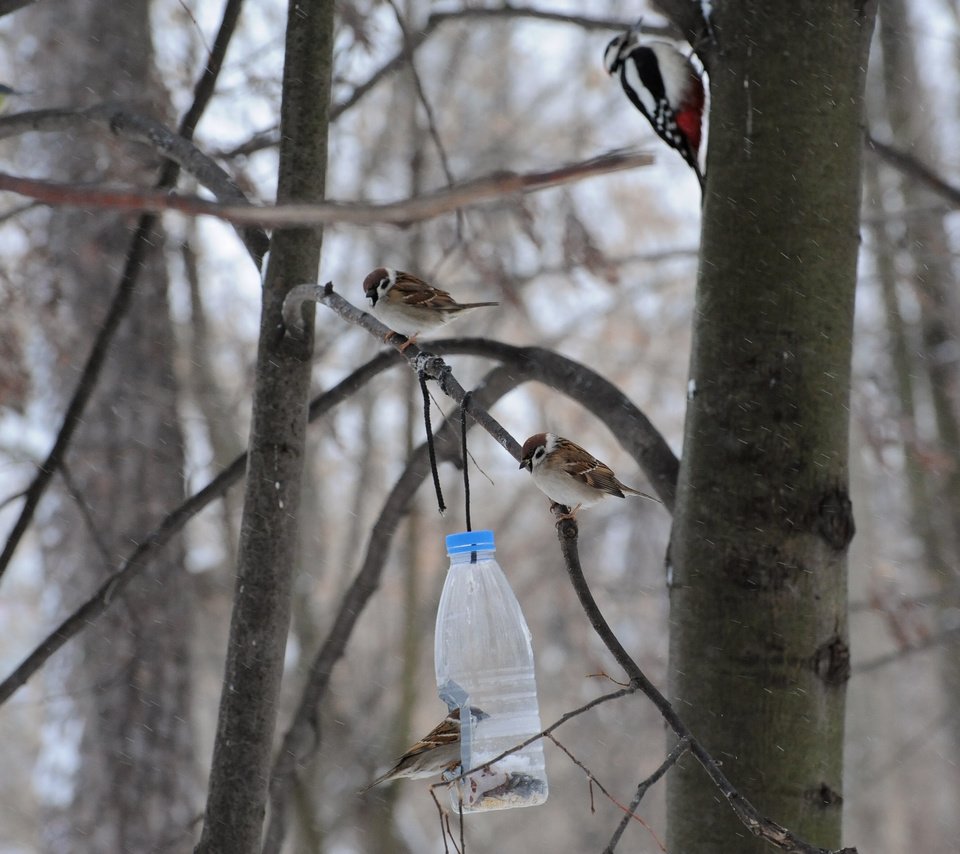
[
  {"xmin": 437, "ymin": 339, "xmax": 678, "ymax": 510},
  {"xmin": 604, "ymin": 737, "xmax": 691, "ymax": 853},
  {"xmin": 306, "ymin": 284, "xmax": 520, "ymax": 455},
  {"xmin": 0, "ymin": 453, "xmax": 246, "ymax": 704},
  {"xmin": 58, "ymin": 463, "xmax": 114, "ymax": 568},
  {"xmin": 0, "ymin": 148, "xmax": 652, "ymax": 228},
  {"xmin": 0, "ymin": 201, "xmax": 38, "ymax": 223},
  {"xmin": 428, "ymin": 7, "xmax": 672, "ymax": 34},
  {"xmin": 868, "ymin": 134, "xmax": 960, "ymax": 208},
  {"xmin": 439, "ymin": 686, "xmax": 635, "ymax": 789},
  {"xmin": 853, "ymin": 624, "xmax": 960, "ymax": 675},
  {"xmin": 546, "ymin": 734, "xmax": 665, "ymax": 852}
]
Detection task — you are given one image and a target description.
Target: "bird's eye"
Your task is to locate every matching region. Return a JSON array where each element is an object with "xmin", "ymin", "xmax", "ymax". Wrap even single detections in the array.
[{"xmin": 534, "ymin": 447, "xmax": 545, "ymax": 460}]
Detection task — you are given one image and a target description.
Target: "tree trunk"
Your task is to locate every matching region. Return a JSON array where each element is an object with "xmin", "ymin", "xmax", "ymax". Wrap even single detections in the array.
[
  {"xmin": 196, "ymin": 0, "xmax": 335, "ymax": 851},
  {"xmin": 21, "ymin": 1, "xmax": 197, "ymax": 851},
  {"xmin": 667, "ymin": 3, "xmax": 875, "ymax": 851}
]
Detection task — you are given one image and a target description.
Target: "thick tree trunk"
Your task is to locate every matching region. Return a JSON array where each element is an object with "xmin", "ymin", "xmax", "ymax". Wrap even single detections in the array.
[
  {"xmin": 196, "ymin": 1, "xmax": 335, "ymax": 851},
  {"xmin": 667, "ymin": 3, "xmax": 875, "ymax": 851},
  {"xmin": 21, "ymin": 1, "xmax": 197, "ymax": 851}
]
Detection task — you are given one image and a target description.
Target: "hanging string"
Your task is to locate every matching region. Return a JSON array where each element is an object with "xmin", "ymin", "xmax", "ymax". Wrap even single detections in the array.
[
  {"xmin": 419, "ymin": 372, "xmax": 445, "ymax": 514},
  {"xmin": 460, "ymin": 391, "xmax": 472, "ymax": 533},
  {"xmin": 460, "ymin": 391, "xmax": 477, "ymax": 564}
]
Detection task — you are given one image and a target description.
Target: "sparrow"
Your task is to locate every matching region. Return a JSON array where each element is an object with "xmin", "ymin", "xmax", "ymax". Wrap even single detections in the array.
[
  {"xmin": 519, "ymin": 432, "xmax": 658, "ymax": 514},
  {"xmin": 362, "ymin": 267, "xmax": 498, "ymax": 341},
  {"xmin": 364, "ymin": 706, "xmax": 488, "ymax": 790}
]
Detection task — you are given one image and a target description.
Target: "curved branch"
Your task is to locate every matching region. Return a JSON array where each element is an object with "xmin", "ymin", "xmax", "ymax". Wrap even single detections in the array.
[
  {"xmin": 0, "ymin": 148, "xmax": 652, "ymax": 229},
  {"xmin": 305, "ymin": 285, "xmax": 677, "ymax": 508},
  {"xmin": 438, "ymin": 339, "xmax": 678, "ymax": 510}
]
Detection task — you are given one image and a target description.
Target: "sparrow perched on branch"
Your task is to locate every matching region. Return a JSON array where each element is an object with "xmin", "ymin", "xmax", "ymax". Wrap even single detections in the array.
[
  {"xmin": 519, "ymin": 432, "xmax": 658, "ymax": 515},
  {"xmin": 364, "ymin": 706, "xmax": 488, "ymax": 790},
  {"xmin": 362, "ymin": 267, "xmax": 498, "ymax": 341}
]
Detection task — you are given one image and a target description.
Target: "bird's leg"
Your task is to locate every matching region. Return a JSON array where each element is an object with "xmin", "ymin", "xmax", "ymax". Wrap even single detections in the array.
[
  {"xmin": 397, "ymin": 332, "xmax": 420, "ymax": 352},
  {"xmin": 550, "ymin": 501, "xmax": 581, "ymax": 520}
]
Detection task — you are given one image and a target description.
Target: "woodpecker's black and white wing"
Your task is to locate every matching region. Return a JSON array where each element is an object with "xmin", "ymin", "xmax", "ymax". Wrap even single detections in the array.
[{"xmin": 604, "ymin": 33, "xmax": 705, "ymax": 191}]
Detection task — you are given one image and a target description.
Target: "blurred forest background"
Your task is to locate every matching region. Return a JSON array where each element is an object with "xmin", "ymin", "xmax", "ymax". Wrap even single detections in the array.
[{"xmin": 0, "ymin": 0, "xmax": 957, "ymax": 852}]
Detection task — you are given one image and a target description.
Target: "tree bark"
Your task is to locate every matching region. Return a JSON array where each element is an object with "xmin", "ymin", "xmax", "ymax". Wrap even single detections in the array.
[
  {"xmin": 21, "ymin": 1, "xmax": 197, "ymax": 851},
  {"xmin": 667, "ymin": 3, "xmax": 875, "ymax": 852},
  {"xmin": 195, "ymin": 0, "xmax": 335, "ymax": 851}
]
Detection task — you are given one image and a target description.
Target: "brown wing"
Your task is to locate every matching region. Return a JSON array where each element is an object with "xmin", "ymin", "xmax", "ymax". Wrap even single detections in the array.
[
  {"xmin": 404, "ymin": 713, "xmax": 461, "ymax": 757},
  {"xmin": 556, "ymin": 439, "xmax": 627, "ymax": 498},
  {"xmin": 392, "ymin": 272, "xmax": 497, "ymax": 312},
  {"xmin": 390, "ymin": 273, "xmax": 459, "ymax": 308}
]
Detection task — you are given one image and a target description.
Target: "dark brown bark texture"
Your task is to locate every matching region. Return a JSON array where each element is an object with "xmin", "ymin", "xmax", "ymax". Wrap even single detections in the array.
[
  {"xmin": 195, "ymin": 1, "xmax": 335, "ymax": 851},
  {"xmin": 667, "ymin": 3, "xmax": 875, "ymax": 852},
  {"xmin": 20, "ymin": 1, "xmax": 197, "ymax": 851}
]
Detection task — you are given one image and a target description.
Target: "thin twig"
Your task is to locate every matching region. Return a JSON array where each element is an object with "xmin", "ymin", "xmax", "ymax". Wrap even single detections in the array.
[
  {"xmin": 385, "ymin": 0, "xmax": 464, "ymax": 241},
  {"xmin": 603, "ymin": 736, "xmax": 691, "ymax": 853},
  {"xmin": 868, "ymin": 134, "xmax": 960, "ymax": 208},
  {"xmin": 58, "ymin": 463, "xmax": 114, "ymax": 568},
  {"xmin": 0, "ymin": 218, "xmax": 153, "ymax": 586},
  {"xmin": 439, "ymin": 687, "xmax": 635, "ymax": 791},
  {"xmin": 853, "ymin": 624, "xmax": 960, "ymax": 675},
  {"xmin": 211, "ymin": 8, "xmax": 670, "ymax": 161},
  {"xmin": 546, "ymin": 733, "xmax": 666, "ymax": 852}
]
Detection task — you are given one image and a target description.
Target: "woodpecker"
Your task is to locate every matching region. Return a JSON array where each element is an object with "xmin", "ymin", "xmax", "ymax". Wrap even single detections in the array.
[{"xmin": 603, "ymin": 30, "xmax": 705, "ymax": 191}]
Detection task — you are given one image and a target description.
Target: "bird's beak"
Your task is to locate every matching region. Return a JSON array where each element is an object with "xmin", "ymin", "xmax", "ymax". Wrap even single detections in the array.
[
  {"xmin": 365, "ymin": 289, "xmax": 377, "ymax": 306},
  {"xmin": 519, "ymin": 458, "xmax": 530, "ymax": 471}
]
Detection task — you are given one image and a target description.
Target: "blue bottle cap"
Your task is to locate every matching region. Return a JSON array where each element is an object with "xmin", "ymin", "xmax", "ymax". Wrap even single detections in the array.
[{"xmin": 445, "ymin": 529, "xmax": 495, "ymax": 555}]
